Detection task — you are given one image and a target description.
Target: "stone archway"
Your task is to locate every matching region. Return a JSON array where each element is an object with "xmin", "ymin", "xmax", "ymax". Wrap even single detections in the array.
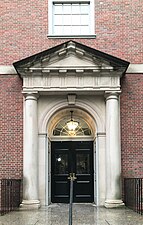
[
  {"xmin": 48, "ymin": 108, "xmax": 95, "ymax": 203},
  {"xmin": 38, "ymin": 100, "xmax": 104, "ymax": 206}
]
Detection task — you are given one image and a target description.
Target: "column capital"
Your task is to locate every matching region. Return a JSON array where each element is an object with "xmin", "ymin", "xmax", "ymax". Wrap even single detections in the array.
[
  {"xmin": 104, "ymin": 91, "xmax": 121, "ymax": 101},
  {"xmin": 22, "ymin": 91, "xmax": 39, "ymax": 101}
]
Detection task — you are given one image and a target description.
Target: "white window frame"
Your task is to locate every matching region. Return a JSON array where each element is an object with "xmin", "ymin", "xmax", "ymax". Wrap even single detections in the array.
[{"xmin": 48, "ymin": 0, "xmax": 96, "ymax": 38}]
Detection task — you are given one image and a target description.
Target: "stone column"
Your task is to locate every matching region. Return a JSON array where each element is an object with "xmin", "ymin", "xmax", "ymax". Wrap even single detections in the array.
[
  {"xmin": 105, "ymin": 92, "xmax": 124, "ymax": 208},
  {"xmin": 20, "ymin": 93, "xmax": 40, "ymax": 209},
  {"xmin": 96, "ymin": 132, "xmax": 106, "ymax": 206}
]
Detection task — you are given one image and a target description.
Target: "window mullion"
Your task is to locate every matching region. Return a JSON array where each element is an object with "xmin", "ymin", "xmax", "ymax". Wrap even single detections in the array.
[
  {"xmin": 70, "ymin": 4, "xmax": 72, "ymax": 35},
  {"xmin": 79, "ymin": 3, "xmax": 81, "ymax": 35},
  {"xmin": 71, "ymin": 3, "xmax": 73, "ymax": 35},
  {"xmin": 62, "ymin": 3, "xmax": 64, "ymax": 34}
]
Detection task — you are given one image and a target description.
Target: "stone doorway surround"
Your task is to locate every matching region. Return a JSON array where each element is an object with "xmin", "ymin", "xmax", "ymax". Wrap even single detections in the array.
[{"xmin": 13, "ymin": 40, "xmax": 129, "ymax": 209}]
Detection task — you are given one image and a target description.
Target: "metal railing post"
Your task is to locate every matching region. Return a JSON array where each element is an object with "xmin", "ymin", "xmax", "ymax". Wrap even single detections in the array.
[
  {"xmin": 69, "ymin": 178, "xmax": 73, "ymax": 225},
  {"xmin": 68, "ymin": 173, "xmax": 77, "ymax": 225}
]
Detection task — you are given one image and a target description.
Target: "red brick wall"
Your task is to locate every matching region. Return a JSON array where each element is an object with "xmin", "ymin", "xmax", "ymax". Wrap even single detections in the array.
[
  {"xmin": 0, "ymin": 0, "xmax": 142, "ymax": 64},
  {"xmin": 0, "ymin": 75, "xmax": 23, "ymax": 179},
  {"xmin": 121, "ymin": 74, "xmax": 143, "ymax": 178},
  {"xmin": 0, "ymin": 0, "xmax": 142, "ymax": 181}
]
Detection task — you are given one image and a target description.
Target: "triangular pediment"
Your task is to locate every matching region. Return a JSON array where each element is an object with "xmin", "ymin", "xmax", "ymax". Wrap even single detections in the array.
[
  {"xmin": 29, "ymin": 53, "xmax": 95, "ymax": 68},
  {"xmin": 39, "ymin": 54, "xmax": 97, "ymax": 68},
  {"xmin": 14, "ymin": 40, "xmax": 129, "ymax": 77}
]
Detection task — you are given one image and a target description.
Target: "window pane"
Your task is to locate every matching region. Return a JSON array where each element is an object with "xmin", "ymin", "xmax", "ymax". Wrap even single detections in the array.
[
  {"xmin": 53, "ymin": 116, "xmax": 92, "ymax": 136},
  {"xmin": 54, "ymin": 15, "xmax": 63, "ymax": 25},
  {"xmin": 54, "ymin": 26, "xmax": 63, "ymax": 35},
  {"xmin": 63, "ymin": 26, "xmax": 72, "ymax": 34},
  {"xmin": 71, "ymin": 26, "xmax": 80, "ymax": 34},
  {"xmin": 54, "ymin": 4, "xmax": 63, "ymax": 14},
  {"xmin": 80, "ymin": 26, "xmax": 89, "ymax": 34},
  {"xmin": 76, "ymin": 153, "xmax": 90, "ymax": 174},
  {"xmin": 63, "ymin": 4, "xmax": 71, "ymax": 14},
  {"xmin": 81, "ymin": 15, "xmax": 89, "ymax": 25},
  {"xmin": 80, "ymin": 4, "xmax": 89, "ymax": 14},
  {"xmin": 72, "ymin": 15, "xmax": 80, "ymax": 25},
  {"xmin": 72, "ymin": 4, "xmax": 80, "ymax": 14},
  {"xmin": 63, "ymin": 15, "xmax": 71, "ymax": 25},
  {"xmin": 55, "ymin": 153, "xmax": 68, "ymax": 174}
]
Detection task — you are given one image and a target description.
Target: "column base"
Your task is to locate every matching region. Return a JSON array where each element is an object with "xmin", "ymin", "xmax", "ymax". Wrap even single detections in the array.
[
  {"xmin": 105, "ymin": 200, "xmax": 125, "ymax": 208},
  {"xmin": 20, "ymin": 200, "xmax": 40, "ymax": 210}
]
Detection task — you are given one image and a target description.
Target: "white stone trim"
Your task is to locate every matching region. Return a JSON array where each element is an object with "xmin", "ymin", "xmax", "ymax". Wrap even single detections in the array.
[
  {"xmin": 0, "ymin": 66, "xmax": 17, "ymax": 74},
  {"xmin": 38, "ymin": 97, "xmax": 105, "ymax": 206},
  {"xmin": 38, "ymin": 99, "xmax": 105, "ymax": 134},
  {"xmin": 1, "ymin": 64, "xmax": 143, "ymax": 75},
  {"xmin": 47, "ymin": 34, "xmax": 96, "ymax": 39},
  {"xmin": 127, "ymin": 64, "xmax": 143, "ymax": 73}
]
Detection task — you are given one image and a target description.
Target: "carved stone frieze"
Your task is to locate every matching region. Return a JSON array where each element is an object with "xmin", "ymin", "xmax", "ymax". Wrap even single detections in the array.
[{"xmin": 23, "ymin": 73, "xmax": 120, "ymax": 92}]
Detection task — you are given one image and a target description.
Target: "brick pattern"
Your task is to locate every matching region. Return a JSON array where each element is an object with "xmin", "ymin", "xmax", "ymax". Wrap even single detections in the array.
[
  {"xmin": 0, "ymin": 0, "xmax": 143, "ymax": 64},
  {"xmin": 0, "ymin": 75, "xmax": 23, "ymax": 179},
  {"xmin": 121, "ymin": 74, "xmax": 143, "ymax": 178}
]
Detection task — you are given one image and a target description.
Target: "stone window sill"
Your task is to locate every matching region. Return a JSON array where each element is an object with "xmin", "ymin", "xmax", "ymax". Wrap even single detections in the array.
[{"xmin": 47, "ymin": 34, "xmax": 96, "ymax": 39}]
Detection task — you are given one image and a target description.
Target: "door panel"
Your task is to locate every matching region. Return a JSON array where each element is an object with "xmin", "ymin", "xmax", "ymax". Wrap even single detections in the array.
[
  {"xmin": 74, "ymin": 142, "xmax": 93, "ymax": 202},
  {"xmin": 51, "ymin": 141, "xmax": 93, "ymax": 203},
  {"xmin": 51, "ymin": 145, "xmax": 70, "ymax": 203}
]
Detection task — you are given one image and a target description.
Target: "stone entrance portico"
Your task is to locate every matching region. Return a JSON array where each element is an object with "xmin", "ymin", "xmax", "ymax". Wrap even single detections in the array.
[{"xmin": 13, "ymin": 41, "xmax": 129, "ymax": 209}]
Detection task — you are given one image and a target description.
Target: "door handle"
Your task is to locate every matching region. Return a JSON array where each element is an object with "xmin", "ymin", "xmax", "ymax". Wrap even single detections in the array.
[
  {"xmin": 72, "ymin": 173, "xmax": 77, "ymax": 180},
  {"xmin": 68, "ymin": 173, "xmax": 77, "ymax": 181},
  {"xmin": 68, "ymin": 173, "xmax": 73, "ymax": 180}
]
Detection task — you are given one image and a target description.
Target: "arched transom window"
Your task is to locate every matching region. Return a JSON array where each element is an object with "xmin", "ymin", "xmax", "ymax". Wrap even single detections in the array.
[{"xmin": 53, "ymin": 112, "xmax": 92, "ymax": 137}]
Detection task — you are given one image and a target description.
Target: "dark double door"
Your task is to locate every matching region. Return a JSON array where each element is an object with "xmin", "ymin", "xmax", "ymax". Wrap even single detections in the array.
[{"xmin": 51, "ymin": 141, "xmax": 94, "ymax": 203}]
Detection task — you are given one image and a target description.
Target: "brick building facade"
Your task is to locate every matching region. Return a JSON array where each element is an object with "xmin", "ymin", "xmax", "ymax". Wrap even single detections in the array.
[{"xmin": 0, "ymin": 0, "xmax": 142, "ymax": 208}]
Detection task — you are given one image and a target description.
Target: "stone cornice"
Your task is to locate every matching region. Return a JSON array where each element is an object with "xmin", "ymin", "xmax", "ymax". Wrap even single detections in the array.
[
  {"xmin": 126, "ymin": 64, "xmax": 143, "ymax": 73},
  {"xmin": 0, "ymin": 64, "xmax": 143, "ymax": 75},
  {"xmin": 0, "ymin": 66, "xmax": 17, "ymax": 74}
]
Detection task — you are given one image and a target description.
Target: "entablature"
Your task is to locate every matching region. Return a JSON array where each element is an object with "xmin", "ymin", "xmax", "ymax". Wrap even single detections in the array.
[{"xmin": 13, "ymin": 40, "xmax": 129, "ymax": 94}]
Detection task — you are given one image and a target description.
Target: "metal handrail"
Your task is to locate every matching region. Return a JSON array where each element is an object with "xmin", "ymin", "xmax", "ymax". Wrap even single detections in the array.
[
  {"xmin": 69, "ymin": 178, "xmax": 73, "ymax": 225},
  {"xmin": 68, "ymin": 173, "xmax": 77, "ymax": 225}
]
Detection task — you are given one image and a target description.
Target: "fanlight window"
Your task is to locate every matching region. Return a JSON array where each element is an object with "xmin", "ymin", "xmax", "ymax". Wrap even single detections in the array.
[{"xmin": 53, "ymin": 116, "xmax": 92, "ymax": 137}]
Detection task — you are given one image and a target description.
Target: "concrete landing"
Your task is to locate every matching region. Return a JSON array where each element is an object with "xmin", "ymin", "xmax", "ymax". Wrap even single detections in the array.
[{"xmin": 0, "ymin": 203, "xmax": 142, "ymax": 225}]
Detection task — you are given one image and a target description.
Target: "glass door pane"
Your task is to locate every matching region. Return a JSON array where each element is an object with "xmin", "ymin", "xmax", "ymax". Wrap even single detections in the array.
[
  {"xmin": 76, "ymin": 153, "xmax": 90, "ymax": 174},
  {"xmin": 55, "ymin": 153, "xmax": 68, "ymax": 174}
]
